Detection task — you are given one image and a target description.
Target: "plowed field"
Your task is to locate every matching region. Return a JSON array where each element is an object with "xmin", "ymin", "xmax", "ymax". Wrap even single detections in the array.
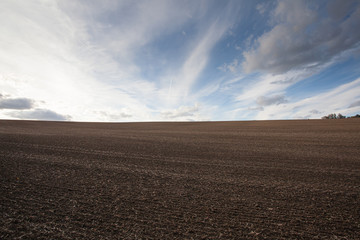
[{"xmin": 1, "ymin": 119, "xmax": 359, "ymax": 239}]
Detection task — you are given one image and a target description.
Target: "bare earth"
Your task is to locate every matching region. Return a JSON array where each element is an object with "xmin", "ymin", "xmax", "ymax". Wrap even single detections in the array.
[{"xmin": 1, "ymin": 119, "xmax": 359, "ymax": 239}]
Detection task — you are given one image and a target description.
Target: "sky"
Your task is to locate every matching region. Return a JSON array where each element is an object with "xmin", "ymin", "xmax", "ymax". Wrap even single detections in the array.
[{"xmin": 1, "ymin": 0, "xmax": 360, "ymax": 122}]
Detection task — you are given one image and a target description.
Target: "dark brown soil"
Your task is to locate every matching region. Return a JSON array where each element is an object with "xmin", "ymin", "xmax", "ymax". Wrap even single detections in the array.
[{"xmin": 1, "ymin": 119, "xmax": 359, "ymax": 239}]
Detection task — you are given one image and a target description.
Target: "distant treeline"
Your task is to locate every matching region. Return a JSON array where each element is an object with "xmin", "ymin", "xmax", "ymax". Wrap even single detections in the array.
[{"xmin": 322, "ymin": 113, "xmax": 360, "ymax": 119}]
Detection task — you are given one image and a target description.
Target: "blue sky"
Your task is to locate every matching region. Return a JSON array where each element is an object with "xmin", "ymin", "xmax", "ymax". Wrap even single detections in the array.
[{"xmin": 1, "ymin": 0, "xmax": 360, "ymax": 121}]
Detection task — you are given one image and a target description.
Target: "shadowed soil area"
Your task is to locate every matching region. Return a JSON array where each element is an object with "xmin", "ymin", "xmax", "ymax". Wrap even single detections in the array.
[{"xmin": 1, "ymin": 119, "xmax": 359, "ymax": 239}]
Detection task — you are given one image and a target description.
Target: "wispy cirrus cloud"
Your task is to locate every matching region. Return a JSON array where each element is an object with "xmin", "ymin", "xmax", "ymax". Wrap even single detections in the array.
[
  {"xmin": 2, "ymin": 0, "xmax": 239, "ymax": 121},
  {"xmin": 1, "ymin": 0, "xmax": 359, "ymax": 122},
  {"xmin": 167, "ymin": 10, "xmax": 238, "ymax": 103}
]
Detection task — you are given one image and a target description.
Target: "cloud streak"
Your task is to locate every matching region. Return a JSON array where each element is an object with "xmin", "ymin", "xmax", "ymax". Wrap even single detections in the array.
[{"xmin": 348, "ymin": 100, "xmax": 360, "ymax": 108}]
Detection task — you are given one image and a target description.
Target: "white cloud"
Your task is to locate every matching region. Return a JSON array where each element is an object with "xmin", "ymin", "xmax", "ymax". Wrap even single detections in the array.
[
  {"xmin": 235, "ymin": 69, "xmax": 311, "ymax": 103},
  {"xmin": 218, "ymin": 59, "xmax": 239, "ymax": 73},
  {"xmin": 256, "ymin": 94, "xmax": 287, "ymax": 106},
  {"xmin": 256, "ymin": 3, "xmax": 266, "ymax": 15},
  {"xmin": 2, "ymin": 0, "xmax": 357, "ymax": 122},
  {"xmin": 254, "ymin": 78, "xmax": 360, "ymax": 120},
  {"xmin": 327, "ymin": 0, "xmax": 358, "ymax": 21},
  {"xmin": 160, "ymin": 104, "xmax": 200, "ymax": 120},
  {"xmin": 61, "ymin": 1, "xmax": 241, "ymax": 120},
  {"xmin": 176, "ymin": 23, "xmax": 233, "ymax": 94},
  {"xmin": 0, "ymin": 0, "xmax": 100, "ymax": 119},
  {"xmin": 0, "ymin": 0, "xmax": 205, "ymax": 121},
  {"xmin": 163, "ymin": 2, "xmax": 240, "ymax": 105},
  {"xmin": 242, "ymin": 0, "xmax": 360, "ymax": 74},
  {"xmin": 349, "ymin": 100, "xmax": 360, "ymax": 108},
  {"xmin": 9, "ymin": 109, "xmax": 71, "ymax": 121},
  {"xmin": 248, "ymin": 106, "xmax": 264, "ymax": 111},
  {"xmin": 93, "ymin": 110, "xmax": 132, "ymax": 122},
  {"xmin": 0, "ymin": 94, "xmax": 34, "ymax": 110},
  {"xmin": 59, "ymin": 0, "xmax": 197, "ymax": 68}
]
